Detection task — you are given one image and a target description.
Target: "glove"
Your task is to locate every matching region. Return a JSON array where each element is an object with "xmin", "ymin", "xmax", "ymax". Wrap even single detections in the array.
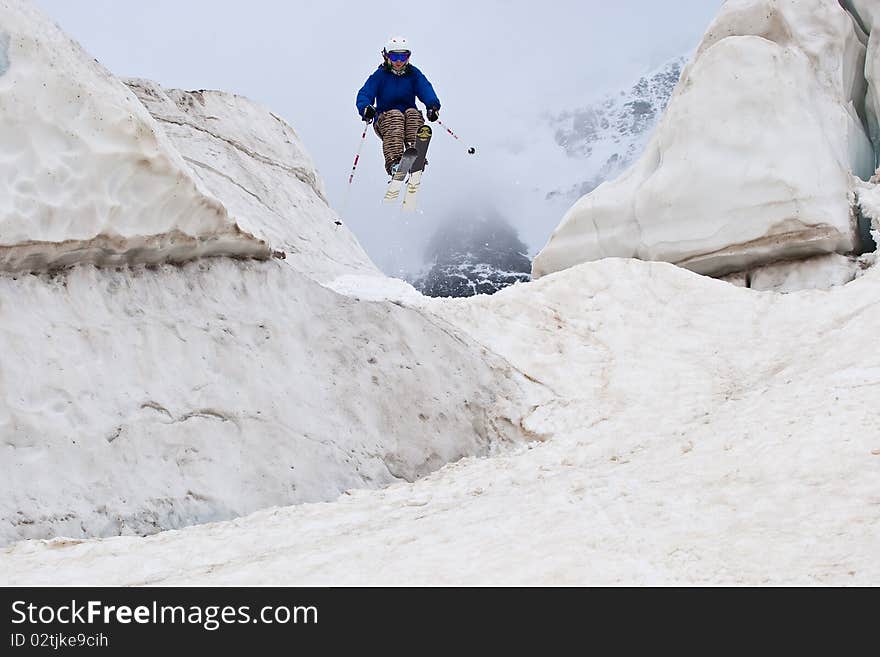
[
  {"xmin": 362, "ymin": 106, "xmax": 376, "ymax": 122},
  {"xmin": 426, "ymin": 107, "xmax": 439, "ymax": 122}
]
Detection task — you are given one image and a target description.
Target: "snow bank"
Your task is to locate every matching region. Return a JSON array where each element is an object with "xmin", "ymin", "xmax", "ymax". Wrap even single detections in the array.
[
  {"xmin": 6, "ymin": 259, "xmax": 880, "ymax": 585},
  {"xmin": 126, "ymin": 81, "xmax": 379, "ymax": 283},
  {"xmin": 0, "ymin": 0, "xmax": 268, "ymax": 271},
  {"xmin": 533, "ymin": 0, "xmax": 875, "ymax": 280},
  {"xmin": 0, "ymin": 1, "xmax": 540, "ymax": 547},
  {"xmin": 0, "ymin": 259, "xmax": 537, "ymax": 547}
]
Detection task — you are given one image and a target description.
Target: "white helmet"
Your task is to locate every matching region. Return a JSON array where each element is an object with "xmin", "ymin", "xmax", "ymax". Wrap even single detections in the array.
[{"xmin": 383, "ymin": 35, "xmax": 411, "ymax": 55}]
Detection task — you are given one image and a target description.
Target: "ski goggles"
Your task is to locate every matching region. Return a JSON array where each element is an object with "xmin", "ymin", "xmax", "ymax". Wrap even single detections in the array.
[{"xmin": 387, "ymin": 51, "xmax": 411, "ymax": 63}]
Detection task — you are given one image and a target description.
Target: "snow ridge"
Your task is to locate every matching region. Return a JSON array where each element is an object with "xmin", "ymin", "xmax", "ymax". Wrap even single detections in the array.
[
  {"xmin": 0, "ymin": 0, "xmax": 270, "ymax": 272},
  {"xmin": 534, "ymin": 0, "xmax": 877, "ymax": 286},
  {"xmin": 125, "ymin": 80, "xmax": 378, "ymax": 283},
  {"xmin": 0, "ymin": 0, "xmax": 539, "ymax": 547}
]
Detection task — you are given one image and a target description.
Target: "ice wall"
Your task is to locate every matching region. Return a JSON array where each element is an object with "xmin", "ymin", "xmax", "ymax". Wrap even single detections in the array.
[
  {"xmin": 0, "ymin": 258, "xmax": 539, "ymax": 547},
  {"xmin": 0, "ymin": 0, "xmax": 268, "ymax": 271},
  {"xmin": 125, "ymin": 81, "xmax": 379, "ymax": 283},
  {"xmin": 533, "ymin": 0, "xmax": 875, "ymax": 280}
]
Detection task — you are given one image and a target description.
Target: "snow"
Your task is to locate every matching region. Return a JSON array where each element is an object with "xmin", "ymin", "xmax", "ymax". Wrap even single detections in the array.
[
  {"xmin": 125, "ymin": 80, "xmax": 378, "ymax": 284},
  {"xmin": 533, "ymin": 0, "xmax": 875, "ymax": 281},
  {"xmin": 0, "ymin": 0, "xmax": 274, "ymax": 271},
  {"xmin": 0, "ymin": 258, "xmax": 537, "ymax": 547},
  {"xmin": 847, "ymin": 0, "xmax": 880, "ymax": 169},
  {"xmin": 858, "ymin": 179, "xmax": 880, "ymax": 222},
  {"xmin": 325, "ymin": 273, "xmax": 426, "ymax": 305},
  {"xmin": 719, "ymin": 253, "xmax": 866, "ymax": 293},
  {"xmin": 4, "ymin": 258, "xmax": 880, "ymax": 585},
  {"xmin": 2, "ymin": 0, "xmax": 880, "ymax": 585},
  {"xmin": 0, "ymin": 0, "xmax": 537, "ymax": 548}
]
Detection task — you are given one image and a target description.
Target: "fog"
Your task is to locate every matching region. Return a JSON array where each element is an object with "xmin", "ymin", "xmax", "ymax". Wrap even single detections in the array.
[{"xmin": 33, "ymin": 0, "xmax": 721, "ymax": 277}]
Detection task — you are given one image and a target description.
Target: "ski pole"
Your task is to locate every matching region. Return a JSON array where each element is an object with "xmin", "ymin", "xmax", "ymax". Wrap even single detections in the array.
[
  {"xmin": 337, "ymin": 119, "xmax": 372, "ymax": 226},
  {"xmin": 435, "ymin": 117, "xmax": 476, "ymax": 155}
]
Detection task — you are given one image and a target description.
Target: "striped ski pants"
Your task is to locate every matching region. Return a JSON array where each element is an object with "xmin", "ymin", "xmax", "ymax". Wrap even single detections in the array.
[{"xmin": 374, "ymin": 108, "xmax": 425, "ymax": 175}]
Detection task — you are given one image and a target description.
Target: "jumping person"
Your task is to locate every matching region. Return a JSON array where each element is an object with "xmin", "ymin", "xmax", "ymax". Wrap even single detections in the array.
[{"xmin": 356, "ymin": 36, "xmax": 441, "ymax": 176}]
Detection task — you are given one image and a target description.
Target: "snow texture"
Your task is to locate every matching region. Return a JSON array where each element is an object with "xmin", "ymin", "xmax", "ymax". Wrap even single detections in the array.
[
  {"xmin": 533, "ymin": 0, "xmax": 877, "ymax": 281},
  {"xmin": 845, "ymin": 1, "xmax": 880, "ymax": 165},
  {"xmin": 4, "ymin": 258, "xmax": 880, "ymax": 585},
  {"xmin": 720, "ymin": 252, "xmax": 868, "ymax": 293},
  {"xmin": 124, "ymin": 80, "xmax": 379, "ymax": 284},
  {"xmin": 0, "ymin": 0, "xmax": 269, "ymax": 271},
  {"xmin": 0, "ymin": 260, "xmax": 536, "ymax": 547}
]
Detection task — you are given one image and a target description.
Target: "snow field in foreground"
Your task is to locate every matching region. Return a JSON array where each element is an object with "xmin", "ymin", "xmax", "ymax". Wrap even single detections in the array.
[{"xmin": 3, "ymin": 258, "xmax": 879, "ymax": 585}]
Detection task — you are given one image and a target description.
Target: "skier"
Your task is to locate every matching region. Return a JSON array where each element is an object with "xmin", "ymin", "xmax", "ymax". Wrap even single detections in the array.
[{"xmin": 356, "ymin": 36, "xmax": 442, "ymax": 176}]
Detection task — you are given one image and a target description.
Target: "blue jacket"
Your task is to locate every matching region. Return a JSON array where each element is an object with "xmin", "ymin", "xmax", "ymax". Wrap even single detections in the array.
[{"xmin": 356, "ymin": 64, "xmax": 441, "ymax": 119}]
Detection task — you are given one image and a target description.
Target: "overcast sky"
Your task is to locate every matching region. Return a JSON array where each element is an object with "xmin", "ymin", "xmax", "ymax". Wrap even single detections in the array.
[{"xmin": 33, "ymin": 0, "xmax": 721, "ymax": 276}]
